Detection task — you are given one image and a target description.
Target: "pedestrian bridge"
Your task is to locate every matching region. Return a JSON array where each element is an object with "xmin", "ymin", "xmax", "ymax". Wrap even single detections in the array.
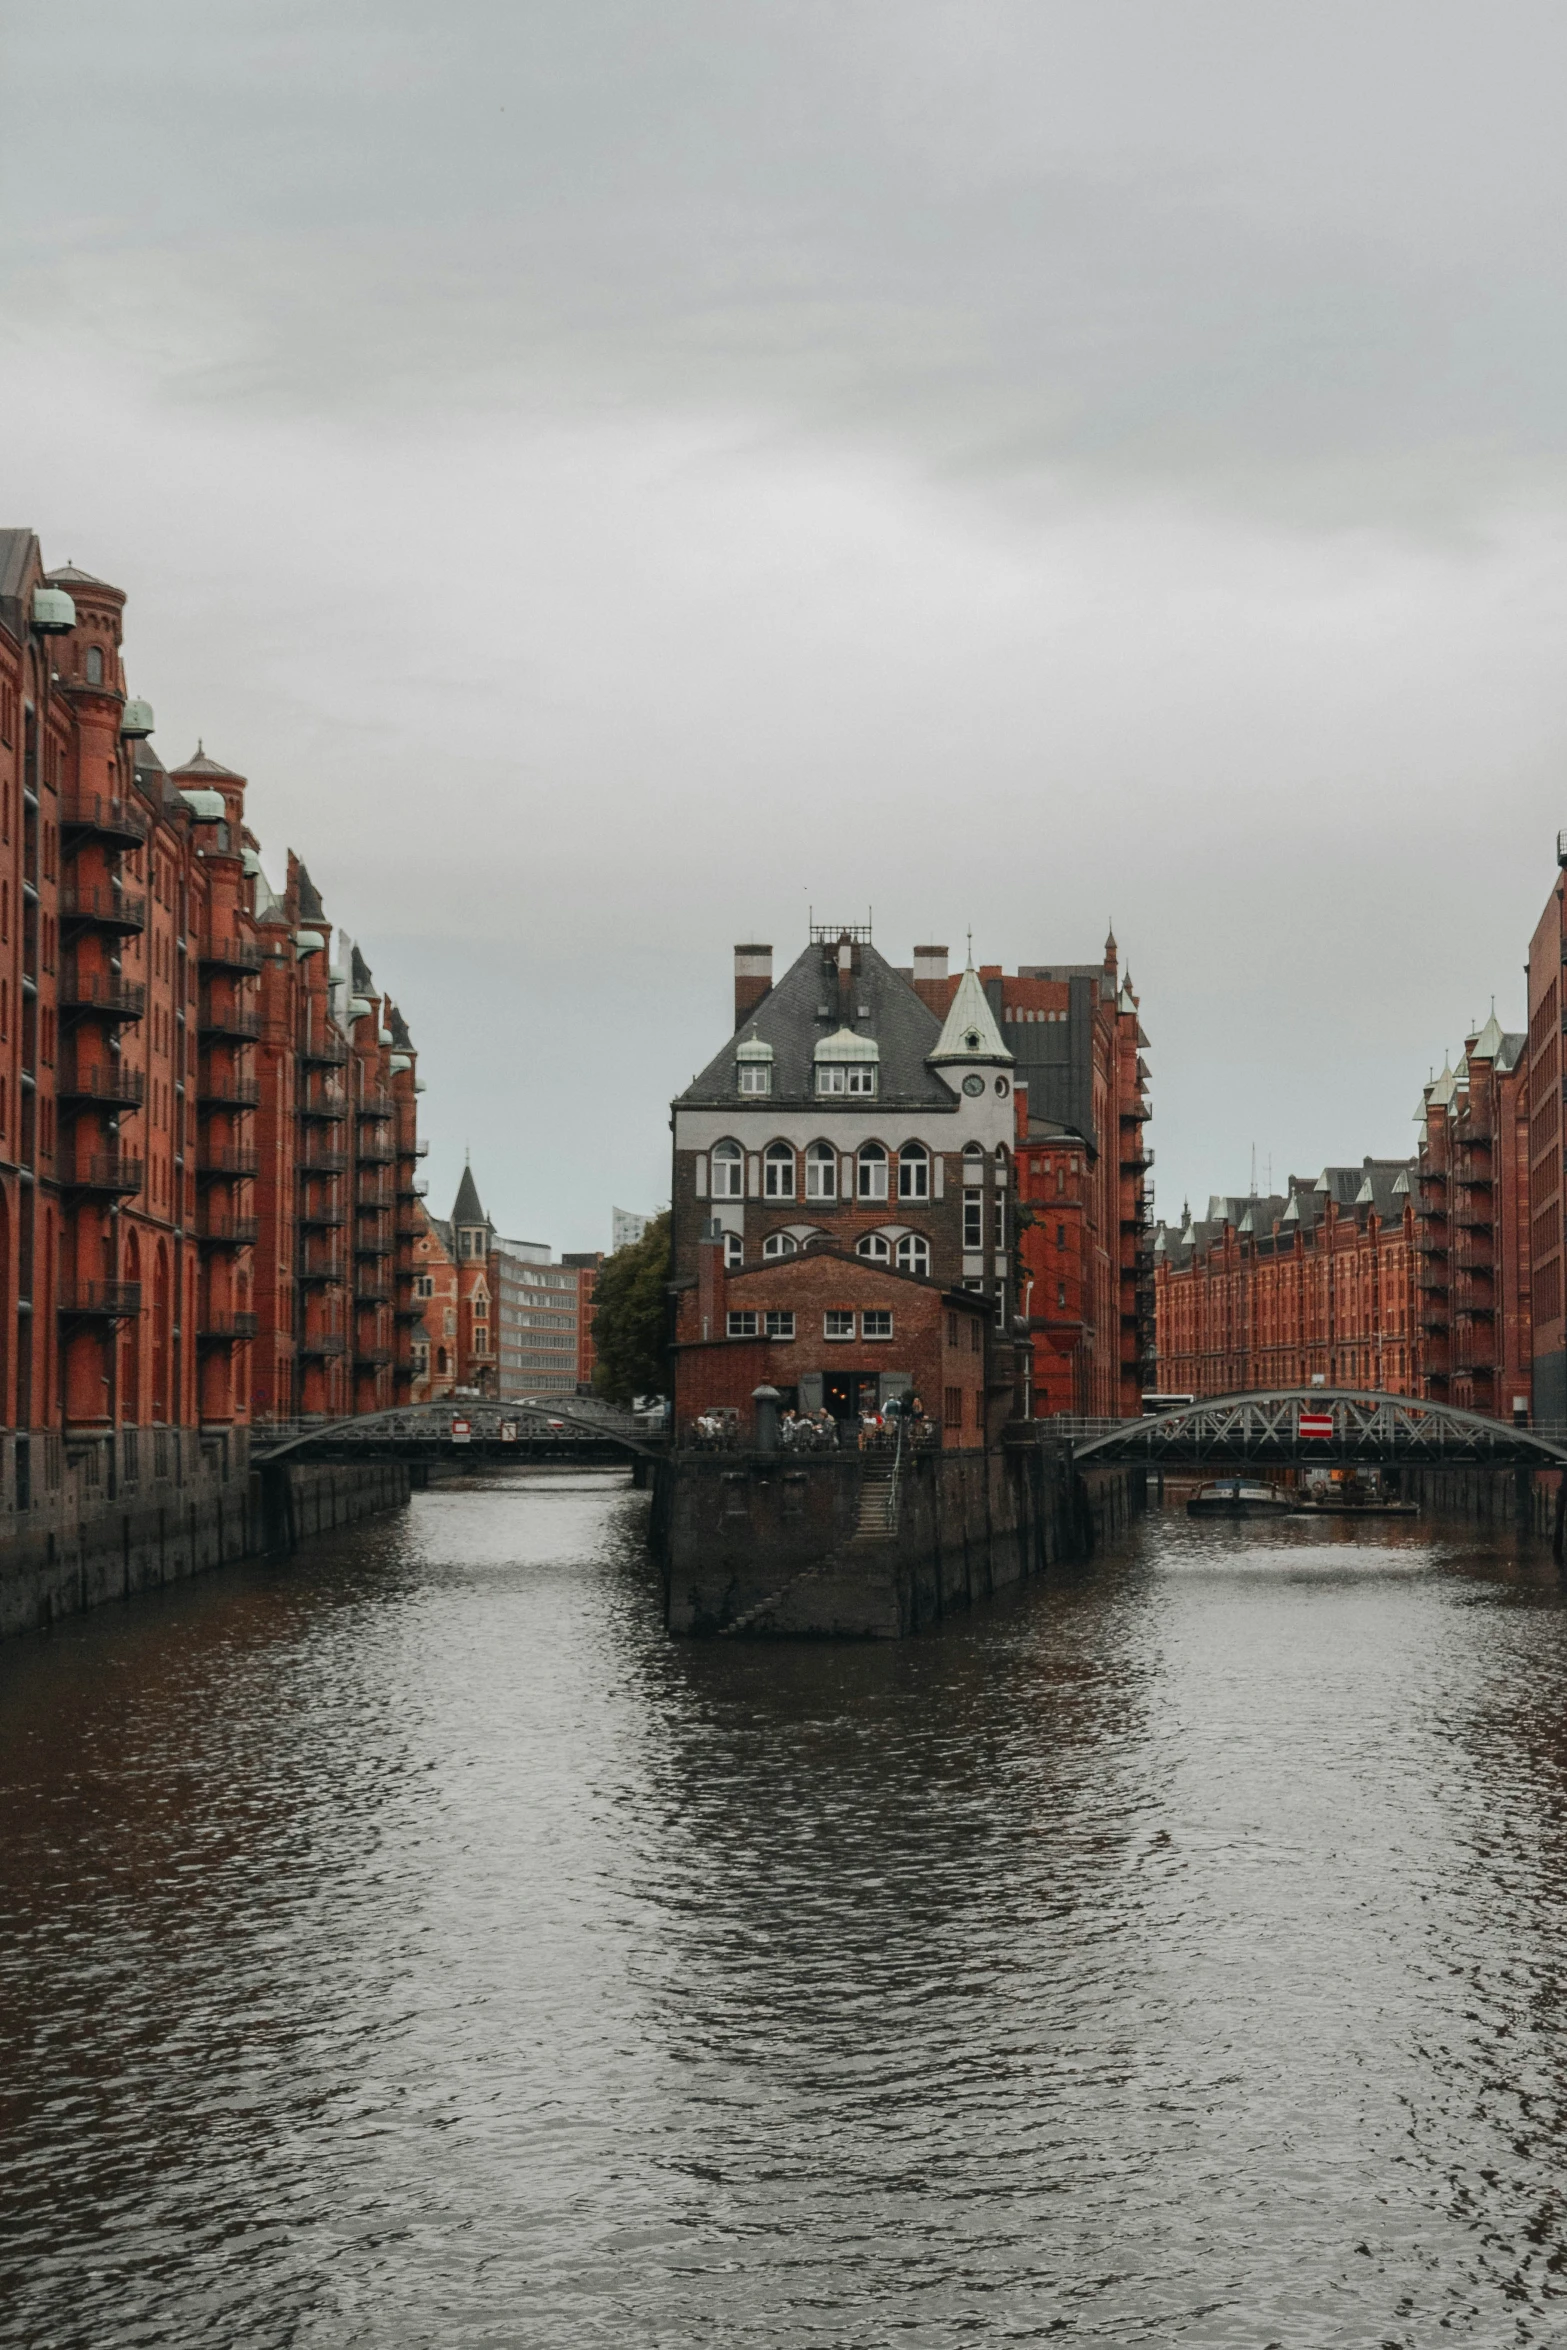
[
  {"xmin": 252, "ymin": 1398, "xmax": 662, "ymax": 1466},
  {"xmin": 1058, "ymin": 1390, "xmax": 1567, "ymax": 1471}
]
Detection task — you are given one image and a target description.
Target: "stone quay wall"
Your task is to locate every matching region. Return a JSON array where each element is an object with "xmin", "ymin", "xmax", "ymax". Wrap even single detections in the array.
[
  {"xmin": 0, "ymin": 1428, "xmax": 409, "ymax": 1639},
  {"xmin": 659, "ymin": 1431, "xmax": 1143, "ymax": 1639}
]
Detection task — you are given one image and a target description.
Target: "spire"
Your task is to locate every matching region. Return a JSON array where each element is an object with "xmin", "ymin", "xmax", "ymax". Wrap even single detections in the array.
[
  {"xmin": 927, "ymin": 950, "xmax": 1012, "ymax": 1067},
  {"xmin": 452, "ymin": 1163, "xmax": 488, "ymax": 1229}
]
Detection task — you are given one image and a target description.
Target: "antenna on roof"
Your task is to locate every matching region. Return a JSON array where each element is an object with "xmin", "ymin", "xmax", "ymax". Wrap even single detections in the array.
[{"xmin": 1250, "ymin": 1143, "xmax": 1257, "ymax": 1197}]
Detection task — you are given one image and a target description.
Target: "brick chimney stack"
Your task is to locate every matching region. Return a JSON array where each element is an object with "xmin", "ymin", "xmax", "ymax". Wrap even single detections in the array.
[
  {"xmin": 912, "ymin": 943, "xmax": 949, "ymax": 1017},
  {"xmin": 837, "ymin": 934, "xmax": 855, "ymax": 1025},
  {"xmin": 734, "ymin": 944, "xmax": 772, "ymax": 1031}
]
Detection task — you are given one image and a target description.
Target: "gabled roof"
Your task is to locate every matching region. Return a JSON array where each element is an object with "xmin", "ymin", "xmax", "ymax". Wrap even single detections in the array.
[
  {"xmin": 929, "ymin": 962, "xmax": 1012, "ymax": 1066},
  {"xmin": 386, "ymin": 1002, "xmax": 412, "ymax": 1050},
  {"xmin": 294, "ymin": 859, "xmax": 326, "ymax": 923},
  {"xmin": 677, "ymin": 938, "xmax": 953, "ymax": 1110},
  {"xmin": 1470, "ymin": 1012, "xmax": 1506, "ymax": 1062},
  {"xmin": 351, "ymin": 943, "xmax": 374, "ymax": 994}
]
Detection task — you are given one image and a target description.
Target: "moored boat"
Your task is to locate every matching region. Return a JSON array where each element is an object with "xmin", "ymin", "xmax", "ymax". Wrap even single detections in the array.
[{"xmin": 1187, "ymin": 1478, "xmax": 1300, "ymax": 1518}]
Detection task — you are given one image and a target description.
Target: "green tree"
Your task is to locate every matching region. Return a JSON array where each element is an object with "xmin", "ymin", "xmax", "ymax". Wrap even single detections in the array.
[{"xmin": 590, "ymin": 1210, "xmax": 671, "ymax": 1404}]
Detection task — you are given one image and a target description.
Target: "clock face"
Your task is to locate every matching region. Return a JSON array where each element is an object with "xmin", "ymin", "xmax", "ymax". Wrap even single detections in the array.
[{"xmin": 962, "ymin": 1073, "xmax": 985, "ymax": 1097}]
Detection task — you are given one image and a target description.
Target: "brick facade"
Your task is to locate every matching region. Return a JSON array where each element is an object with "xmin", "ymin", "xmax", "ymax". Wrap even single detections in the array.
[
  {"xmin": 672, "ymin": 1237, "xmax": 991, "ymax": 1444},
  {"xmin": 0, "ymin": 528, "xmax": 425, "ymax": 1498}
]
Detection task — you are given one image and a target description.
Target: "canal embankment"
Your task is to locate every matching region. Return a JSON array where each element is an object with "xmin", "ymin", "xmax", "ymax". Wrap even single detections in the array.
[
  {"xmin": 0, "ymin": 1435, "xmax": 408, "ymax": 1639},
  {"xmin": 658, "ymin": 1426, "xmax": 1144, "ymax": 1637}
]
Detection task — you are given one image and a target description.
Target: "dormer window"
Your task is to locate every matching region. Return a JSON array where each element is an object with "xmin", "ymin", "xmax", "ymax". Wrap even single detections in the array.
[
  {"xmin": 736, "ymin": 1034, "xmax": 773, "ymax": 1095},
  {"xmin": 814, "ymin": 1026, "xmax": 878, "ymax": 1097}
]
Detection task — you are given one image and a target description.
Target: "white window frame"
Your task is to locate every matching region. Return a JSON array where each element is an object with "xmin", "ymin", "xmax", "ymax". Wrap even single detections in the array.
[
  {"xmin": 711, "ymin": 1141, "xmax": 744, "ymax": 1198},
  {"xmin": 897, "ymin": 1144, "xmax": 929, "ymax": 1201},
  {"xmin": 816, "ymin": 1064, "xmax": 876, "ymax": 1097},
  {"xmin": 856, "ymin": 1233, "xmax": 890, "ymax": 1263},
  {"xmin": 962, "ymin": 1195, "xmax": 984, "ymax": 1248},
  {"xmin": 762, "ymin": 1232, "xmax": 797, "ymax": 1259},
  {"xmin": 857, "ymin": 1144, "xmax": 889, "ymax": 1202},
  {"xmin": 724, "ymin": 1232, "xmax": 744, "ymax": 1269},
  {"xmin": 763, "ymin": 1142, "xmax": 796, "ymax": 1200},
  {"xmin": 862, "ymin": 1310, "xmax": 893, "ymax": 1341},
  {"xmin": 764, "ymin": 1310, "xmax": 795, "ymax": 1340},
  {"xmin": 804, "ymin": 1143, "xmax": 837, "ymax": 1201},
  {"xmin": 737, "ymin": 1062, "xmax": 771, "ymax": 1095},
  {"xmin": 895, "ymin": 1234, "xmax": 930, "ymax": 1277},
  {"xmin": 824, "ymin": 1310, "xmax": 855, "ymax": 1340},
  {"xmin": 726, "ymin": 1310, "xmax": 758, "ymax": 1338}
]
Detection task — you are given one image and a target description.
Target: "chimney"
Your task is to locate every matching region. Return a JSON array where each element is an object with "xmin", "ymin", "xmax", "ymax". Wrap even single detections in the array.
[
  {"xmin": 912, "ymin": 943, "xmax": 948, "ymax": 1018},
  {"xmin": 697, "ymin": 1216, "xmax": 726, "ymax": 1343},
  {"xmin": 836, "ymin": 933, "xmax": 858, "ymax": 1025},
  {"xmin": 734, "ymin": 944, "xmax": 772, "ymax": 1031}
]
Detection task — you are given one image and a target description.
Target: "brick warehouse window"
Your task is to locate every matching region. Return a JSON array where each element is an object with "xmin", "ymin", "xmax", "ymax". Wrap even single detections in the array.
[
  {"xmin": 711, "ymin": 1140, "xmax": 743, "ymax": 1197},
  {"xmin": 763, "ymin": 1232, "xmax": 797, "ymax": 1258},
  {"xmin": 824, "ymin": 1310, "xmax": 855, "ymax": 1339},
  {"xmin": 764, "ymin": 1310, "xmax": 795, "ymax": 1340},
  {"xmin": 863, "ymin": 1311, "xmax": 893, "ymax": 1340},
  {"xmin": 944, "ymin": 1385, "xmax": 964, "ymax": 1428},
  {"xmin": 895, "ymin": 1235, "xmax": 929, "ymax": 1277},
  {"xmin": 805, "ymin": 1141, "xmax": 836, "ymax": 1200},
  {"xmin": 724, "ymin": 1232, "xmax": 744, "ymax": 1268},
  {"xmin": 963, "ymin": 1195, "xmax": 983, "ymax": 1248},
  {"xmin": 856, "ymin": 1233, "xmax": 890, "ymax": 1263},
  {"xmin": 857, "ymin": 1143, "xmax": 889, "ymax": 1201},
  {"xmin": 727, "ymin": 1310, "xmax": 759, "ymax": 1337}
]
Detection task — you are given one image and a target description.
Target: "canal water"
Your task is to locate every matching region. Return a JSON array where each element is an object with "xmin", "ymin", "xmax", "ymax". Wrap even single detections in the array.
[{"xmin": 4, "ymin": 1474, "xmax": 1567, "ymax": 2348}]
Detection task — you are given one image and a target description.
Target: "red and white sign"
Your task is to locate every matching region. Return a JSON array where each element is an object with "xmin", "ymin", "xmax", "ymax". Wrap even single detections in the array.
[
  {"xmin": 451, "ymin": 1417, "xmax": 472, "ymax": 1445},
  {"xmin": 1297, "ymin": 1411, "xmax": 1334, "ymax": 1440}
]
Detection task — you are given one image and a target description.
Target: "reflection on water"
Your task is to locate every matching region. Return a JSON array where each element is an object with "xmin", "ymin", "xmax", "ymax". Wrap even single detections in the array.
[{"xmin": 4, "ymin": 1474, "xmax": 1567, "ymax": 2346}]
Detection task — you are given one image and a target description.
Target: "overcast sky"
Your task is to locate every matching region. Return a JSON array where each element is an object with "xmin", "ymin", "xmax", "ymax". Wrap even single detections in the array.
[{"xmin": 5, "ymin": 2, "xmax": 1567, "ymax": 1244}]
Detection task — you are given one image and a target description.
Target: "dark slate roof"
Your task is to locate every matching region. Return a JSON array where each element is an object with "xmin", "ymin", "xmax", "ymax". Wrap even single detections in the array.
[
  {"xmin": 992, "ymin": 972, "xmax": 1100, "ymax": 1146},
  {"xmin": 173, "ymin": 748, "xmax": 244, "ymax": 780},
  {"xmin": 295, "ymin": 860, "xmax": 326, "ymax": 923},
  {"xmin": 45, "ymin": 562, "xmax": 120, "ymax": 592},
  {"xmin": 351, "ymin": 944, "xmax": 374, "ymax": 994},
  {"xmin": 1498, "ymin": 1030, "xmax": 1526, "ymax": 1074},
  {"xmin": 386, "ymin": 1002, "xmax": 412, "ymax": 1050},
  {"xmin": 430, "ymin": 1217, "xmax": 454, "ymax": 1257},
  {"xmin": 451, "ymin": 1164, "xmax": 489, "ymax": 1228},
  {"xmin": 677, "ymin": 938, "xmax": 953, "ymax": 1110},
  {"xmin": 0, "ymin": 529, "xmax": 38, "ymax": 645}
]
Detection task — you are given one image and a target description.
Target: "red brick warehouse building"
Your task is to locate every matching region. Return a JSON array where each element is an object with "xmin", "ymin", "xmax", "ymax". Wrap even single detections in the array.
[{"xmin": 0, "ymin": 528, "xmax": 428, "ymax": 1541}]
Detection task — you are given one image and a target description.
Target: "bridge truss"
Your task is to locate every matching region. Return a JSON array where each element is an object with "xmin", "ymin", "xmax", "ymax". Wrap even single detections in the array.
[
  {"xmin": 1068, "ymin": 1389, "xmax": 1567, "ymax": 1471},
  {"xmin": 252, "ymin": 1398, "xmax": 658, "ymax": 1464}
]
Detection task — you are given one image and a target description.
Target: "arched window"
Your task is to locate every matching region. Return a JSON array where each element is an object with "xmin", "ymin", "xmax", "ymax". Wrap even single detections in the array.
[
  {"xmin": 896, "ymin": 1233, "xmax": 931, "ymax": 1277},
  {"xmin": 85, "ymin": 645, "xmax": 103, "ymax": 685},
  {"xmin": 724, "ymin": 1232, "xmax": 744, "ymax": 1269},
  {"xmin": 711, "ymin": 1140, "xmax": 743, "ymax": 1198},
  {"xmin": 856, "ymin": 1232, "xmax": 890, "ymax": 1263},
  {"xmin": 763, "ymin": 1231, "xmax": 798, "ymax": 1259},
  {"xmin": 763, "ymin": 1141, "xmax": 796, "ymax": 1200},
  {"xmin": 804, "ymin": 1141, "xmax": 837, "ymax": 1201},
  {"xmin": 897, "ymin": 1142, "xmax": 929, "ymax": 1201},
  {"xmin": 857, "ymin": 1142, "xmax": 888, "ymax": 1202}
]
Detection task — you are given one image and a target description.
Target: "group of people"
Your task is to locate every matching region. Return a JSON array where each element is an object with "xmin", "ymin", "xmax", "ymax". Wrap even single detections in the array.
[{"xmin": 778, "ymin": 1394, "xmax": 935, "ymax": 1451}]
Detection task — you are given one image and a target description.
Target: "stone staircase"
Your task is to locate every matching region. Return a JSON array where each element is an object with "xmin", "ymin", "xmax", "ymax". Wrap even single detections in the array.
[{"xmin": 718, "ymin": 1450, "xmax": 901, "ymax": 1637}]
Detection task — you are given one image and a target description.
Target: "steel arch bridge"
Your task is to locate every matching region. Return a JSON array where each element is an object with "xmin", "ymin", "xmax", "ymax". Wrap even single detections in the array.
[
  {"xmin": 251, "ymin": 1398, "xmax": 661, "ymax": 1465},
  {"xmin": 1069, "ymin": 1390, "xmax": 1567, "ymax": 1471}
]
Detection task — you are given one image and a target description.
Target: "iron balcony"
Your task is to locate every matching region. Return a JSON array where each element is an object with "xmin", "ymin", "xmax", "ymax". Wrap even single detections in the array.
[
  {"xmin": 298, "ymin": 1089, "xmax": 347, "ymax": 1122},
  {"xmin": 199, "ymin": 1004, "xmax": 262, "ymax": 1040},
  {"xmin": 62, "ymin": 1152, "xmax": 142, "ymax": 1195},
  {"xmin": 300, "ymin": 1033, "xmax": 349, "ymax": 1066},
  {"xmin": 299, "ymin": 1202, "xmax": 348, "ymax": 1228},
  {"xmin": 198, "ymin": 1216, "xmax": 260, "ymax": 1248},
  {"xmin": 61, "ymin": 791, "xmax": 148, "ymax": 848},
  {"xmin": 299, "ymin": 1331, "xmax": 347, "ymax": 1356},
  {"xmin": 197, "ymin": 1076, "xmax": 262, "ymax": 1108},
  {"xmin": 59, "ymin": 883, "xmax": 147, "ymax": 935},
  {"xmin": 299, "ymin": 1148, "xmax": 349, "ymax": 1176},
  {"xmin": 356, "ymin": 1091, "xmax": 395, "ymax": 1121},
  {"xmin": 58, "ymin": 1062, "xmax": 145, "ymax": 1109},
  {"xmin": 198, "ymin": 1144, "xmax": 259, "ymax": 1179},
  {"xmin": 200, "ymin": 936, "xmax": 264, "ymax": 973},
  {"xmin": 198, "ymin": 1310, "xmax": 260, "ymax": 1343},
  {"xmin": 61, "ymin": 972, "xmax": 146, "ymax": 1022},
  {"xmin": 57, "ymin": 1280, "xmax": 141, "ymax": 1319}
]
